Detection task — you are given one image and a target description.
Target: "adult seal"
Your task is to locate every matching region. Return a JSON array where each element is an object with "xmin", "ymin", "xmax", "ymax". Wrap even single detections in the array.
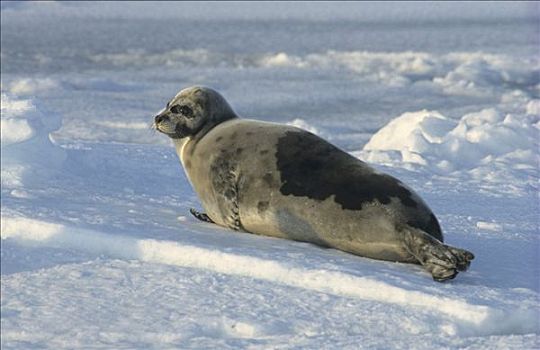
[{"xmin": 153, "ymin": 86, "xmax": 474, "ymax": 281}]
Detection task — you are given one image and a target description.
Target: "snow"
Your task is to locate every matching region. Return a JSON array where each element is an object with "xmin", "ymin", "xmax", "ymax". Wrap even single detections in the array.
[
  {"xmin": 7, "ymin": 78, "xmax": 61, "ymax": 95},
  {"xmin": 1, "ymin": 94, "xmax": 66, "ymax": 188},
  {"xmin": 0, "ymin": 95, "xmax": 36, "ymax": 146},
  {"xmin": 2, "ymin": 1, "xmax": 536, "ymax": 22},
  {"xmin": 1, "ymin": 217, "xmax": 514, "ymax": 333},
  {"xmin": 361, "ymin": 107, "xmax": 538, "ymax": 170},
  {"xmin": 476, "ymin": 222, "xmax": 504, "ymax": 232},
  {"xmin": 527, "ymin": 100, "xmax": 540, "ymax": 116},
  {"xmin": 359, "ymin": 107, "xmax": 539, "ymax": 196},
  {"xmin": 1, "ymin": 2, "xmax": 539, "ymax": 349},
  {"xmin": 286, "ymin": 119, "xmax": 323, "ymax": 136}
]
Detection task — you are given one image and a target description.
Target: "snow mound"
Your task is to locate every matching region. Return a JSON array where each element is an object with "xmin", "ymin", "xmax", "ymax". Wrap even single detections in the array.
[
  {"xmin": 526, "ymin": 99, "xmax": 540, "ymax": 115},
  {"xmin": 1, "ymin": 94, "xmax": 65, "ymax": 187},
  {"xmin": 359, "ymin": 104, "xmax": 539, "ymax": 195},
  {"xmin": 0, "ymin": 97, "xmax": 36, "ymax": 145}
]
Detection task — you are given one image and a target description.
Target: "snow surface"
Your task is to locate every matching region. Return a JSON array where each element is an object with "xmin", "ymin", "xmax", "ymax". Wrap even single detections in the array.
[
  {"xmin": 359, "ymin": 106, "xmax": 539, "ymax": 196},
  {"xmin": 1, "ymin": 2, "xmax": 539, "ymax": 349}
]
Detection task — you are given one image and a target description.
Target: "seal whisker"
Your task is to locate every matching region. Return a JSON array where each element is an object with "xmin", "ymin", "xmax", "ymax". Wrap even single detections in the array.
[{"xmin": 148, "ymin": 122, "xmax": 158, "ymax": 135}]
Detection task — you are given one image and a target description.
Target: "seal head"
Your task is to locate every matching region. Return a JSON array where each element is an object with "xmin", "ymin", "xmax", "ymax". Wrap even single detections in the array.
[{"xmin": 154, "ymin": 86, "xmax": 237, "ymax": 140}]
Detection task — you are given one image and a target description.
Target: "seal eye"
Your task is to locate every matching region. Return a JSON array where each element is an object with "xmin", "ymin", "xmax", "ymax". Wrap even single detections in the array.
[{"xmin": 171, "ymin": 105, "xmax": 194, "ymax": 118}]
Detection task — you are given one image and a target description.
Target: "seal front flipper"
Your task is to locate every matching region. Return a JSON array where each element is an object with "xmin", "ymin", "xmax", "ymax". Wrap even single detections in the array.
[
  {"xmin": 401, "ymin": 226, "xmax": 474, "ymax": 282},
  {"xmin": 210, "ymin": 155, "xmax": 242, "ymax": 231},
  {"xmin": 189, "ymin": 208, "xmax": 215, "ymax": 224}
]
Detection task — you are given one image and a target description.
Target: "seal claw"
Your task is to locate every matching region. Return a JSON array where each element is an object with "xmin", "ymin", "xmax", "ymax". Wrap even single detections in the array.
[
  {"xmin": 444, "ymin": 245, "xmax": 474, "ymax": 271},
  {"xmin": 189, "ymin": 208, "xmax": 215, "ymax": 223}
]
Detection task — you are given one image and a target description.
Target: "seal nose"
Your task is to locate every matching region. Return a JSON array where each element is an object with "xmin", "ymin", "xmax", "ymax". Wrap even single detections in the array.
[{"xmin": 154, "ymin": 114, "xmax": 168, "ymax": 124}]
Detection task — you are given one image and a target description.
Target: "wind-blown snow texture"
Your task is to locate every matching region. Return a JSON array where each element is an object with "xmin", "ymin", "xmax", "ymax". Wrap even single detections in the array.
[{"xmin": 1, "ymin": 2, "xmax": 539, "ymax": 349}]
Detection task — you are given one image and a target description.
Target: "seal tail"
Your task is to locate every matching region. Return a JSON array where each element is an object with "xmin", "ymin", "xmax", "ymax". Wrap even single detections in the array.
[{"xmin": 401, "ymin": 225, "xmax": 474, "ymax": 282}]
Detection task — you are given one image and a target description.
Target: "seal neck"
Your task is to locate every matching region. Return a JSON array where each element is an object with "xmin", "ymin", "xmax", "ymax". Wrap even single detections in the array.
[
  {"xmin": 172, "ymin": 114, "xmax": 239, "ymax": 158},
  {"xmin": 192, "ymin": 113, "xmax": 239, "ymax": 142}
]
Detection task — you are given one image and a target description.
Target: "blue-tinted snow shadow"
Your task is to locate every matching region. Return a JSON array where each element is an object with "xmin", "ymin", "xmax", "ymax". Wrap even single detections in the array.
[{"xmin": 0, "ymin": 239, "xmax": 95, "ymax": 275}]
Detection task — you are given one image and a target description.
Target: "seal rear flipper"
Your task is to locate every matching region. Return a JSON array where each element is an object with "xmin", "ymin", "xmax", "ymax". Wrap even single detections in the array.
[
  {"xmin": 189, "ymin": 208, "xmax": 215, "ymax": 224},
  {"xmin": 443, "ymin": 244, "xmax": 475, "ymax": 271},
  {"xmin": 401, "ymin": 226, "xmax": 474, "ymax": 282}
]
